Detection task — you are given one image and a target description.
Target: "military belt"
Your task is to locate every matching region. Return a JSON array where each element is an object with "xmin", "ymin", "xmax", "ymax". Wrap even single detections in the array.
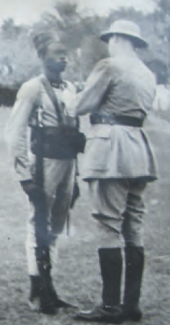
[{"xmin": 90, "ymin": 114, "xmax": 144, "ymax": 127}]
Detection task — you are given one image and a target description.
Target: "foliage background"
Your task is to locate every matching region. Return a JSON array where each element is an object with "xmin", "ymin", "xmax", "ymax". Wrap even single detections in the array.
[
  {"xmin": 0, "ymin": 2, "xmax": 169, "ymax": 324},
  {"xmin": 0, "ymin": 0, "xmax": 170, "ymax": 105}
]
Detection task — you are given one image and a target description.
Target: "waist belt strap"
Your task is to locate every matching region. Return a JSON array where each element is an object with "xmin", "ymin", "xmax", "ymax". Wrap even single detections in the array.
[
  {"xmin": 30, "ymin": 126, "xmax": 85, "ymax": 159},
  {"xmin": 90, "ymin": 114, "xmax": 144, "ymax": 127}
]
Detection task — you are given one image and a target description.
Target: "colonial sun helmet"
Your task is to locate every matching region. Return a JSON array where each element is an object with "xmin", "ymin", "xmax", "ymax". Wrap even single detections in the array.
[{"xmin": 100, "ymin": 19, "xmax": 148, "ymax": 48}]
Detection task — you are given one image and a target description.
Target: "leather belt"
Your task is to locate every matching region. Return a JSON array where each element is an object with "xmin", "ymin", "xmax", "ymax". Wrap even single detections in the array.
[
  {"xmin": 30, "ymin": 126, "xmax": 85, "ymax": 159},
  {"xmin": 90, "ymin": 114, "xmax": 144, "ymax": 127}
]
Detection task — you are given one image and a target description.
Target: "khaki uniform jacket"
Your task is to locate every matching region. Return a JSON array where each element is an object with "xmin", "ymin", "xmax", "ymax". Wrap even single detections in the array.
[
  {"xmin": 75, "ymin": 55, "xmax": 157, "ymax": 181},
  {"xmin": 6, "ymin": 74, "xmax": 76, "ymax": 181}
]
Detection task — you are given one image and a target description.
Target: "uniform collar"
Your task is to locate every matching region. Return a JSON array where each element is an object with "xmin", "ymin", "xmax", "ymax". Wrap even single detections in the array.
[{"xmin": 51, "ymin": 80, "xmax": 67, "ymax": 90}]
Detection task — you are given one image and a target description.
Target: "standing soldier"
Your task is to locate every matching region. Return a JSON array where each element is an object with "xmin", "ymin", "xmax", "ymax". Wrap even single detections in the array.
[
  {"xmin": 74, "ymin": 20, "xmax": 157, "ymax": 323},
  {"xmin": 6, "ymin": 30, "xmax": 82, "ymax": 315}
]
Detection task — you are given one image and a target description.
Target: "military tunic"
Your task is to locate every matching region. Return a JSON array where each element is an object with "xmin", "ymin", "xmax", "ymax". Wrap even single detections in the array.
[
  {"xmin": 76, "ymin": 56, "xmax": 157, "ymax": 181},
  {"xmin": 75, "ymin": 54, "xmax": 157, "ymax": 247},
  {"xmin": 6, "ymin": 74, "xmax": 76, "ymax": 275}
]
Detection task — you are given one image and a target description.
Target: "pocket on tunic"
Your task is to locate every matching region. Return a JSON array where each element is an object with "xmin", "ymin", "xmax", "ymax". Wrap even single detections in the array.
[
  {"xmin": 84, "ymin": 137, "xmax": 111, "ymax": 171},
  {"xmin": 86, "ymin": 124, "xmax": 112, "ymax": 139}
]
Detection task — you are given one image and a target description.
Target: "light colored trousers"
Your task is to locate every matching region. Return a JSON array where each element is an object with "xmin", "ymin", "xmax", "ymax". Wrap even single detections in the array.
[
  {"xmin": 88, "ymin": 178, "xmax": 147, "ymax": 248},
  {"xmin": 26, "ymin": 158, "xmax": 75, "ymax": 276}
]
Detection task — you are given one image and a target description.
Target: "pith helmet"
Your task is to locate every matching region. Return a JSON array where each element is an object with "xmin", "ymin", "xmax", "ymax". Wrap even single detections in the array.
[{"xmin": 100, "ymin": 19, "xmax": 148, "ymax": 48}]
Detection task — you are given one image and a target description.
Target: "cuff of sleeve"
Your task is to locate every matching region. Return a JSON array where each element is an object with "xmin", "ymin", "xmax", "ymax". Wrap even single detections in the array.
[{"xmin": 16, "ymin": 170, "xmax": 33, "ymax": 182}]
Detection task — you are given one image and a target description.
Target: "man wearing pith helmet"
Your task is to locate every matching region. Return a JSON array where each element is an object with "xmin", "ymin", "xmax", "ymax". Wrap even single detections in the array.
[
  {"xmin": 74, "ymin": 19, "xmax": 157, "ymax": 323},
  {"xmin": 6, "ymin": 29, "xmax": 79, "ymax": 314}
]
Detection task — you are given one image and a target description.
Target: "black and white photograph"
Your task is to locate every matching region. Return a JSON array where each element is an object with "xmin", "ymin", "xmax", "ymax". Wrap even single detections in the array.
[{"xmin": 0, "ymin": 0, "xmax": 169, "ymax": 324}]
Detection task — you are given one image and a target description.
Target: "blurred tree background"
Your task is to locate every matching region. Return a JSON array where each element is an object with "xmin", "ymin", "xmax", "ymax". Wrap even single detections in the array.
[{"xmin": 0, "ymin": 0, "xmax": 169, "ymax": 105}]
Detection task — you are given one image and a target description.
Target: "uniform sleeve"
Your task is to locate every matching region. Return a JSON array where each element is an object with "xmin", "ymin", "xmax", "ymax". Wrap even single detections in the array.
[
  {"xmin": 75, "ymin": 59, "xmax": 112, "ymax": 115},
  {"xmin": 5, "ymin": 79, "xmax": 40, "ymax": 181}
]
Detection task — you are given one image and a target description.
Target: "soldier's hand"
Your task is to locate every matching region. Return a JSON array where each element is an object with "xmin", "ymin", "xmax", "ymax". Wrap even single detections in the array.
[{"xmin": 20, "ymin": 180, "xmax": 45, "ymax": 204}]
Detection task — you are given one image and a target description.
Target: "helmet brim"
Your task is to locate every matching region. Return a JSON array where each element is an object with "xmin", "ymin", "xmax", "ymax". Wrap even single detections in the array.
[{"xmin": 100, "ymin": 32, "xmax": 148, "ymax": 48}]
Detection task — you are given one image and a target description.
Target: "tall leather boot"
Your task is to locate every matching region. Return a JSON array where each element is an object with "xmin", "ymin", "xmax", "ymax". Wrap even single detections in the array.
[
  {"xmin": 76, "ymin": 248, "xmax": 123, "ymax": 323},
  {"xmin": 122, "ymin": 246, "xmax": 144, "ymax": 321}
]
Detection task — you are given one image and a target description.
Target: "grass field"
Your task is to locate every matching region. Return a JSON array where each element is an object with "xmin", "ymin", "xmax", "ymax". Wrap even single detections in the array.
[{"xmin": 0, "ymin": 107, "xmax": 169, "ymax": 325}]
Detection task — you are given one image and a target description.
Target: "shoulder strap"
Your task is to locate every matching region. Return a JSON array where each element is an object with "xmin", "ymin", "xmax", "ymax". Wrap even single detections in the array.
[{"xmin": 40, "ymin": 75, "xmax": 63, "ymax": 125}]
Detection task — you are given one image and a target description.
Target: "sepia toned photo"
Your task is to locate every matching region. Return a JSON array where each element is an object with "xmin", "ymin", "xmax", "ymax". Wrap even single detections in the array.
[{"xmin": 0, "ymin": 0, "xmax": 169, "ymax": 324}]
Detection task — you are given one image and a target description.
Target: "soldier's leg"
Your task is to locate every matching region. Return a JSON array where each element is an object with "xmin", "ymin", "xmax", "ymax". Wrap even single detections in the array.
[
  {"xmin": 89, "ymin": 179, "xmax": 129, "ymax": 247},
  {"xmin": 42, "ymin": 158, "xmax": 75, "ymax": 309},
  {"xmin": 25, "ymin": 156, "xmax": 56, "ymax": 278},
  {"xmin": 50, "ymin": 159, "xmax": 75, "ymax": 236},
  {"xmin": 25, "ymin": 203, "xmax": 39, "ymax": 277},
  {"xmin": 122, "ymin": 180, "xmax": 147, "ymax": 247},
  {"xmin": 25, "ymin": 158, "xmax": 71, "ymax": 314},
  {"xmin": 77, "ymin": 179, "xmax": 128, "ymax": 323},
  {"xmin": 122, "ymin": 180, "xmax": 147, "ymax": 321},
  {"xmin": 25, "ymin": 199, "xmax": 57, "ymax": 314},
  {"xmin": 25, "ymin": 203, "xmax": 40, "ymax": 311}
]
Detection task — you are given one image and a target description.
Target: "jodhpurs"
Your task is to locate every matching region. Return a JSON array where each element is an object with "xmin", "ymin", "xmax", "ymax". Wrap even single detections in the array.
[{"xmin": 88, "ymin": 178, "xmax": 147, "ymax": 248}]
